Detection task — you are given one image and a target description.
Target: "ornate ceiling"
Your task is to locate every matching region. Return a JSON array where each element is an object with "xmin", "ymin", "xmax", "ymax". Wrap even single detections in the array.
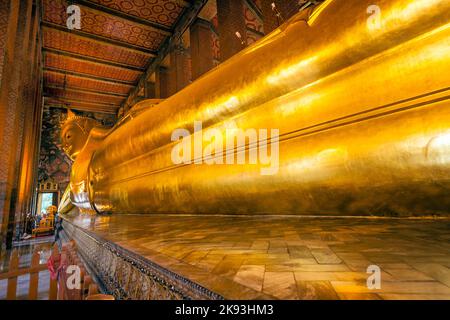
[{"xmin": 42, "ymin": 0, "xmax": 194, "ymax": 114}]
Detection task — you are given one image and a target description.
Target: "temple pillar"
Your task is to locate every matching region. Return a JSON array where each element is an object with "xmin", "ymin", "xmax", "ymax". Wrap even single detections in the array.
[
  {"xmin": 144, "ymin": 81, "xmax": 156, "ymax": 99},
  {"xmin": 0, "ymin": 0, "xmax": 21, "ymax": 250},
  {"xmin": 260, "ymin": 0, "xmax": 300, "ymax": 33},
  {"xmin": 190, "ymin": 18, "xmax": 214, "ymax": 80},
  {"xmin": 0, "ymin": 0, "xmax": 35, "ymax": 250},
  {"xmin": 17, "ymin": 1, "xmax": 41, "ymax": 226},
  {"xmin": 155, "ymin": 67, "xmax": 170, "ymax": 99},
  {"xmin": 168, "ymin": 45, "xmax": 191, "ymax": 96},
  {"xmin": 216, "ymin": 0, "xmax": 247, "ymax": 62}
]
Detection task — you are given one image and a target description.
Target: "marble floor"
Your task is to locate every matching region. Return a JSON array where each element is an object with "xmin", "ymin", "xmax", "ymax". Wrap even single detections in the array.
[
  {"xmin": 0, "ymin": 237, "xmax": 54, "ymax": 300},
  {"xmin": 66, "ymin": 214, "xmax": 450, "ymax": 300}
]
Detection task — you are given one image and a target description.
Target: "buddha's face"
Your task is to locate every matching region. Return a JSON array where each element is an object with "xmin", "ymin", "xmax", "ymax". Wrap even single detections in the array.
[{"xmin": 61, "ymin": 118, "xmax": 95, "ymax": 161}]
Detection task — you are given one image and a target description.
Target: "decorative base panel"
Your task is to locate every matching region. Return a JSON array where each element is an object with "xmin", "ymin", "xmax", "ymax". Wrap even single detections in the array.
[{"xmin": 59, "ymin": 218, "xmax": 223, "ymax": 300}]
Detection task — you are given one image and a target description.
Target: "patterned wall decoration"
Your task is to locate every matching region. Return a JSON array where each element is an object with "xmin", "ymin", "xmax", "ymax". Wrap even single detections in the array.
[
  {"xmin": 211, "ymin": 31, "xmax": 220, "ymax": 66},
  {"xmin": 44, "ymin": 71, "xmax": 133, "ymax": 95},
  {"xmin": 88, "ymin": 0, "xmax": 187, "ymax": 27},
  {"xmin": 38, "ymin": 107, "xmax": 116, "ymax": 192},
  {"xmin": 210, "ymin": 15, "xmax": 220, "ymax": 65},
  {"xmin": 246, "ymin": 29, "xmax": 263, "ymax": 45},
  {"xmin": 211, "ymin": 13, "xmax": 219, "ymax": 29},
  {"xmin": 43, "ymin": 0, "xmax": 166, "ymax": 50},
  {"xmin": 244, "ymin": 1, "xmax": 264, "ymax": 45},
  {"xmin": 244, "ymin": 3, "xmax": 263, "ymax": 33},
  {"xmin": 43, "ymin": 28, "xmax": 151, "ymax": 68},
  {"xmin": 0, "ymin": 1, "xmax": 9, "ymax": 84},
  {"xmin": 44, "ymin": 53, "xmax": 142, "ymax": 83}
]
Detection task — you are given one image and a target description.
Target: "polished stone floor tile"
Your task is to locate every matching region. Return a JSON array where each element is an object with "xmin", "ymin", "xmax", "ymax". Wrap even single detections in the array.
[
  {"xmin": 338, "ymin": 292, "xmax": 381, "ymax": 300},
  {"xmin": 384, "ymin": 268, "xmax": 435, "ymax": 281},
  {"xmin": 296, "ymin": 280, "xmax": 339, "ymax": 300},
  {"xmin": 233, "ymin": 265, "xmax": 265, "ymax": 292},
  {"xmin": 263, "ymin": 272, "xmax": 298, "ymax": 300},
  {"xmin": 378, "ymin": 293, "xmax": 450, "ymax": 300},
  {"xmin": 64, "ymin": 214, "xmax": 450, "ymax": 300},
  {"xmin": 331, "ymin": 280, "xmax": 450, "ymax": 295},
  {"xmin": 311, "ymin": 248, "xmax": 342, "ymax": 264},
  {"xmin": 411, "ymin": 263, "xmax": 450, "ymax": 287}
]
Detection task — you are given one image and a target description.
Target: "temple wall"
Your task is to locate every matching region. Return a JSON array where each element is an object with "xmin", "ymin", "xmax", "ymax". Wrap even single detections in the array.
[{"xmin": 0, "ymin": 0, "xmax": 42, "ymax": 251}]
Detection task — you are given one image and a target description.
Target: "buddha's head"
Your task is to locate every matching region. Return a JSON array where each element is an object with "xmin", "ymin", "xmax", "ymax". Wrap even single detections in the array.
[
  {"xmin": 46, "ymin": 205, "xmax": 57, "ymax": 216},
  {"xmin": 61, "ymin": 110, "xmax": 99, "ymax": 161}
]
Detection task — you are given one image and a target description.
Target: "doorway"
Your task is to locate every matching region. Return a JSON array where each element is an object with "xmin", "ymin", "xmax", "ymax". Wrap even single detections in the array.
[{"xmin": 36, "ymin": 192, "xmax": 58, "ymax": 215}]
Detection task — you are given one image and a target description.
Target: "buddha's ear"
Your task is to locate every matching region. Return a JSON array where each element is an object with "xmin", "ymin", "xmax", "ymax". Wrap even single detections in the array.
[{"xmin": 66, "ymin": 109, "xmax": 76, "ymax": 120}]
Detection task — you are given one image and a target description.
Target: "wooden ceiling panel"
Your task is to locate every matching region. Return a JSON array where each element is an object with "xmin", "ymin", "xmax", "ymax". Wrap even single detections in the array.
[
  {"xmin": 45, "ymin": 97, "xmax": 118, "ymax": 114},
  {"xmin": 88, "ymin": 0, "xmax": 187, "ymax": 27},
  {"xmin": 44, "ymin": 52, "xmax": 141, "ymax": 83},
  {"xmin": 44, "ymin": 71, "xmax": 133, "ymax": 95},
  {"xmin": 43, "ymin": 0, "xmax": 166, "ymax": 50},
  {"xmin": 42, "ymin": 0, "xmax": 197, "ymax": 114},
  {"xmin": 45, "ymin": 87, "xmax": 124, "ymax": 105},
  {"xmin": 42, "ymin": 28, "xmax": 150, "ymax": 68}
]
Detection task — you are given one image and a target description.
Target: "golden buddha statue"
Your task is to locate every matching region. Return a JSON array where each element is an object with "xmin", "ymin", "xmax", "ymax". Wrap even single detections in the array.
[
  {"xmin": 59, "ymin": 0, "xmax": 450, "ymax": 217},
  {"xmin": 32, "ymin": 205, "xmax": 57, "ymax": 237}
]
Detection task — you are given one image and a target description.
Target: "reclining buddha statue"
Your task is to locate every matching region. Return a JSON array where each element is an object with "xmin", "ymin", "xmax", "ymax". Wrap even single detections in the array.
[{"xmin": 59, "ymin": 0, "xmax": 450, "ymax": 217}]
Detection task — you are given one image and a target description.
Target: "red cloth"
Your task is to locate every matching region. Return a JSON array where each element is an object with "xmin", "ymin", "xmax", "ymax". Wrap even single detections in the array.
[{"xmin": 47, "ymin": 253, "xmax": 63, "ymax": 280}]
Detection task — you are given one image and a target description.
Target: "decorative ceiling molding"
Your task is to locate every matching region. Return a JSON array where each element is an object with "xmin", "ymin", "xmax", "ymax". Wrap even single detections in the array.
[
  {"xmin": 44, "ymin": 70, "xmax": 134, "ymax": 94},
  {"xmin": 44, "ymin": 87, "xmax": 124, "ymax": 105},
  {"xmin": 45, "ymin": 84, "xmax": 128, "ymax": 98},
  {"xmin": 44, "ymin": 97, "xmax": 119, "ymax": 114},
  {"xmin": 42, "ymin": 22, "xmax": 158, "ymax": 55},
  {"xmin": 43, "ymin": 51, "xmax": 143, "ymax": 83},
  {"xmin": 43, "ymin": 0, "xmax": 167, "ymax": 51},
  {"xmin": 41, "ymin": 0, "xmax": 194, "ymax": 114},
  {"xmin": 73, "ymin": 0, "xmax": 173, "ymax": 35},
  {"xmin": 44, "ymin": 96, "xmax": 119, "ymax": 108},
  {"xmin": 42, "ymin": 27, "xmax": 152, "ymax": 68},
  {"xmin": 43, "ymin": 47, "xmax": 145, "ymax": 72},
  {"xmin": 43, "ymin": 67, "xmax": 136, "ymax": 86}
]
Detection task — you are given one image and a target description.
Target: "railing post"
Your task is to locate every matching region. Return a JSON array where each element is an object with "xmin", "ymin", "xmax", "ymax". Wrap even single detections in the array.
[
  {"xmin": 76, "ymin": 266, "xmax": 85, "ymax": 300},
  {"xmin": 28, "ymin": 248, "xmax": 40, "ymax": 300},
  {"xmin": 6, "ymin": 250, "xmax": 19, "ymax": 300},
  {"xmin": 83, "ymin": 275, "xmax": 92, "ymax": 299},
  {"xmin": 48, "ymin": 243, "xmax": 59, "ymax": 300},
  {"xmin": 57, "ymin": 249, "xmax": 68, "ymax": 300},
  {"xmin": 88, "ymin": 283, "xmax": 99, "ymax": 296}
]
